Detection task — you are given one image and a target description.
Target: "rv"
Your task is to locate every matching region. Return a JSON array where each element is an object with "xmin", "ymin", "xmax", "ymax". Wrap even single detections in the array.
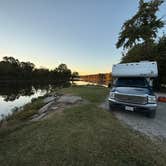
[{"xmin": 108, "ymin": 61, "xmax": 158, "ymax": 118}]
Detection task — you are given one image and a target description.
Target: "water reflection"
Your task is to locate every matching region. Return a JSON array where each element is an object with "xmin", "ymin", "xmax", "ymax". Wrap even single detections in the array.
[
  {"xmin": 74, "ymin": 81, "xmax": 107, "ymax": 87},
  {"xmin": 0, "ymin": 83, "xmax": 35, "ymax": 102},
  {"xmin": 0, "ymin": 82, "xmax": 70, "ymax": 119},
  {"xmin": 0, "ymin": 81, "xmax": 103, "ymax": 119}
]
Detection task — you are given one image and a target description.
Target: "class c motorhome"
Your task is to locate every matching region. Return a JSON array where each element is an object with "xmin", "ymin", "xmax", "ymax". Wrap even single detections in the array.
[{"xmin": 108, "ymin": 61, "xmax": 158, "ymax": 118}]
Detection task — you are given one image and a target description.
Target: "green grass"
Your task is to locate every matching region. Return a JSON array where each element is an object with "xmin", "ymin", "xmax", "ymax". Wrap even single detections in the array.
[
  {"xmin": 5, "ymin": 97, "xmax": 45, "ymax": 126},
  {"xmin": 0, "ymin": 86, "xmax": 166, "ymax": 166},
  {"xmin": 60, "ymin": 85, "xmax": 109, "ymax": 103}
]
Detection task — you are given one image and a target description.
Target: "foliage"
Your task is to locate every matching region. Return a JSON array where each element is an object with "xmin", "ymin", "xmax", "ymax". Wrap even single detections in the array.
[
  {"xmin": 6, "ymin": 97, "xmax": 45, "ymax": 123},
  {"xmin": 116, "ymin": 0, "xmax": 165, "ymax": 88},
  {"xmin": 121, "ymin": 42, "xmax": 157, "ymax": 62},
  {"xmin": 71, "ymin": 71, "xmax": 79, "ymax": 82},
  {"xmin": 54, "ymin": 64, "xmax": 72, "ymax": 82},
  {"xmin": 121, "ymin": 35, "xmax": 166, "ymax": 88},
  {"xmin": 0, "ymin": 56, "xmax": 75, "ymax": 84},
  {"xmin": 156, "ymin": 35, "xmax": 166, "ymax": 84},
  {"xmin": 116, "ymin": 0, "xmax": 164, "ymax": 49}
]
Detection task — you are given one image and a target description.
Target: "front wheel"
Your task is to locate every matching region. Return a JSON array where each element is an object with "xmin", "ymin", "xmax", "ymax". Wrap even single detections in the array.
[{"xmin": 146, "ymin": 110, "xmax": 156, "ymax": 118}]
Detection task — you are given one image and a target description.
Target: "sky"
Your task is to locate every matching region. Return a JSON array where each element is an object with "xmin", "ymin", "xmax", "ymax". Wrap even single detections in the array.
[{"xmin": 0, "ymin": 0, "xmax": 165, "ymax": 75}]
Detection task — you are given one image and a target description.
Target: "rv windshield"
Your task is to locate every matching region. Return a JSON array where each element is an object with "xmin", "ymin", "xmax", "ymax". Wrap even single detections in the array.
[{"xmin": 115, "ymin": 77, "xmax": 149, "ymax": 88}]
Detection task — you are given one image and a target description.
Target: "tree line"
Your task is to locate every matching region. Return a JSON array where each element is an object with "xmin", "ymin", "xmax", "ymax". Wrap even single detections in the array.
[
  {"xmin": 116, "ymin": 0, "xmax": 166, "ymax": 89},
  {"xmin": 0, "ymin": 56, "xmax": 79, "ymax": 83}
]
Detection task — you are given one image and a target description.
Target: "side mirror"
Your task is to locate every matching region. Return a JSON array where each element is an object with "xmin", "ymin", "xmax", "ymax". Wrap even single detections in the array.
[{"xmin": 112, "ymin": 78, "xmax": 117, "ymax": 87}]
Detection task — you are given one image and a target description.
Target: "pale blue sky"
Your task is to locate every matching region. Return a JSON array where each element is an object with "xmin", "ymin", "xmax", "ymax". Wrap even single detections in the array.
[{"xmin": 0, "ymin": 0, "xmax": 165, "ymax": 74}]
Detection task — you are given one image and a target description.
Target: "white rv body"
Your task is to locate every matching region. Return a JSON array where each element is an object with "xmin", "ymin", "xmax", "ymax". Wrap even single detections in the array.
[{"xmin": 112, "ymin": 61, "xmax": 158, "ymax": 78}]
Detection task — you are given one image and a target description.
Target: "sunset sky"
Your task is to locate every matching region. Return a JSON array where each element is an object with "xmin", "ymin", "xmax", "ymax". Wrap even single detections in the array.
[{"xmin": 0, "ymin": 0, "xmax": 165, "ymax": 74}]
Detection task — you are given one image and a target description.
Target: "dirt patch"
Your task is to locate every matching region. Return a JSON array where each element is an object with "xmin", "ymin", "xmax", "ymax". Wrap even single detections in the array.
[
  {"xmin": 30, "ymin": 94, "xmax": 86, "ymax": 121},
  {"xmin": 57, "ymin": 95, "xmax": 82, "ymax": 104}
]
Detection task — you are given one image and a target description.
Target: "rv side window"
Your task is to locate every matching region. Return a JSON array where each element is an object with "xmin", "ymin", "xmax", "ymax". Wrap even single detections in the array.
[{"xmin": 115, "ymin": 77, "xmax": 149, "ymax": 88}]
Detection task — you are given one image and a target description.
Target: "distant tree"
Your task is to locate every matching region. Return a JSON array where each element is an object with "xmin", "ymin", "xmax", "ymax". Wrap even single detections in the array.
[
  {"xmin": 3, "ymin": 56, "xmax": 19, "ymax": 66},
  {"xmin": 55, "ymin": 64, "xmax": 68, "ymax": 73},
  {"xmin": 55, "ymin": 64, "xmax": 72, "ymax": 82},
  {"xmin": 71, "ymin": 72, "xmax": 79, "ymax": 82},
  {"xmin": 1, "ymin": 56, "xmax": 20, "ymax": 78},
  {"xmin": 0, "ymin": 57, "xmax": 76, "ymax": 85},
  {"xmin": 20, "ymin": 62, "xmax": 35, "ymax": 79},
  {"xmin": 21, "ymin": 62, "xmax": 35, "ymax": 71},
  {"xmin": 116, "ymin": 0, "xmax": 164, "ymax": 50},
  {"xmin": 33, "ymin": 68, "xmax": 50, "ymax": 80}
]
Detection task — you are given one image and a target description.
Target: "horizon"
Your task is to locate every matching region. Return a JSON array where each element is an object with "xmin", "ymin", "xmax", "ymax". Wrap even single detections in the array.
[{"xmin": 0, "ymin": 0, "xmax": 165, "ymax": 75}]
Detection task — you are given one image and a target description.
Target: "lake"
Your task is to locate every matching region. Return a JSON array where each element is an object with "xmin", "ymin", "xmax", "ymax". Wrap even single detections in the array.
[
  {"xmin": 0, "ymin": 82, "xmax": 68, "ymax": 120},
  {"xmin": 0, "ymin": 81, "xmax": 105, "ymax": 120}
]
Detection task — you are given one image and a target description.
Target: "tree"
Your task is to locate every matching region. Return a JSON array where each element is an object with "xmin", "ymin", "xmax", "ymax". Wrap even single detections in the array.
[
  {"xmin": 121, "ymin": 42, "xmax": 157, "ymax": 63},
  {"xmin": 155, "ymin": 35, "xmax": 166, "ymax": 86},
  {"xmin": 1, "ymin": 56, "xmax": 20, "ymax": 78},
  {"xmin": 55, "ymin": 64, "xmax": 68, "ymax": 73},
  {"xmin": 21, "ymin": 62, "xmax": 35, "ymax": 72},
  {"xmin": 116, "ymin": 0, "xmax": 164, "ymax": 50},
  {"xmin": 54, "ymin": 64, "xmax": 72, "ymax": 82},
  {"xmin": 71, "ymin": 72, "xmax": 79, "ymax": 82},
  {"xmin": 0, "ymin": 57, "xmax": 77, "ymax": 85},
  {"xmin": 3, "ymin": 56, "xmax": 19, "ymax": 66},
  {"xmin": 120, "ymin": 35, "xmax": 166, "ymax": 89},
  {"xmin": 20, "ymin": 62, "xmax": 35, "ymax": 79}
]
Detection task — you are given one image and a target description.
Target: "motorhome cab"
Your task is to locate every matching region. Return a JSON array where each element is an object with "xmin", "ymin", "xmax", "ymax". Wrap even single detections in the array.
[{"xmin": 108, "ymin": 61, "xmax": 158, "ymax": 118}]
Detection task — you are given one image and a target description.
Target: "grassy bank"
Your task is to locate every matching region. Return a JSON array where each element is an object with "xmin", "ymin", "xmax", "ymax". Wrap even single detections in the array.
[
  {"xmin": 0, "ymin": 85, "xmax": 166, "ymax": 166},
  {"xmin": 0, "ymin": 96, "xmax": 44, "ymax": 132}
]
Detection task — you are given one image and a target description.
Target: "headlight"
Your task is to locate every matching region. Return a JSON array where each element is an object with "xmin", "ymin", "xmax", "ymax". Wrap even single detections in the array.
[
  {"xmin": 148, "ymin": 96, "xmax": 157, "ymax": 104},
  {"xmin": 109, "ymin": 92, "xmax": 115, "ymax": 99}
]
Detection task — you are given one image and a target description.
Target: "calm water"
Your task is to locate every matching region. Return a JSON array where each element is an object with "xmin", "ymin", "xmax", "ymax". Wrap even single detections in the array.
[
  {"xmin": 74, "ymin": 81, "xmax": 107, "ymax": 87},
  {"xmin": 0, "ymin": 89, "xmax": 46, "ymax": 119},
  {"xmin": 0, "ymin": 82, "xmax": 68, "ymax": 120},
  {"xmin": 0, "ymin": 81, "xmax": 104, "ymax": 120},
  {"xmin": 73, "ymin": 81, "xmax": 98, "ymax": 86}
]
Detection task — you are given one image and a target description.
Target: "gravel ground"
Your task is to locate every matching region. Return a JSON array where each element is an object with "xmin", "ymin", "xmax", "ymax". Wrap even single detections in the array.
[{"xmin": 100, "ymin": 100, "xmax": 166, "ymax": 140}]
